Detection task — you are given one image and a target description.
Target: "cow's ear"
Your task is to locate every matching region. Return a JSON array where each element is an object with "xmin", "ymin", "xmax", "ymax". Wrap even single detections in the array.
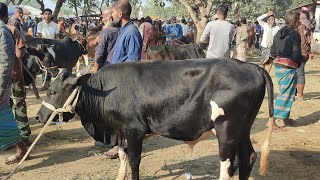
[
  {"xmin": 70, "ymin": 74, "xmax": 91, "ymax": 86},
  {"xmin": 76, "ymin": 64, "xmax": 91, "ymax": 77}
]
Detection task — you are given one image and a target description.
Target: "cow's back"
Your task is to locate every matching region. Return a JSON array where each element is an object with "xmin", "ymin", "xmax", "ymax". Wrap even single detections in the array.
[{"xmin": 147, "ymin": 44, "xmax": 206, "ymax": 60}]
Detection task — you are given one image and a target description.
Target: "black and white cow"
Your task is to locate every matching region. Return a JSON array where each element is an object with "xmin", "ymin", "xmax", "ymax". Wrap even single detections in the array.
[
  {"xmin": 26, "ymin": 37, "xmax": 88, "ymax": 77},
  {"xmin": 36, "ymin": 58, "xmax": 274, "ymax": 180}
]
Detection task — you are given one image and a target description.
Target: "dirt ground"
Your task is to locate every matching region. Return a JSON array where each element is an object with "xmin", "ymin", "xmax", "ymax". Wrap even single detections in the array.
[{"xmin": 1, "ymin": 57, "xmax": 320, "ymax": 180}]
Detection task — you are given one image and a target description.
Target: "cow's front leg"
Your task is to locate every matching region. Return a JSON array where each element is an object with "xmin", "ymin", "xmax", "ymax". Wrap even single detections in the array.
[
  {"xmin": 126, "ymin": 130, "xmax": 144, "ymax": 180},
  {"xmin": 116, "ymin": 147, "xmax": 129, "ymax": 180}
]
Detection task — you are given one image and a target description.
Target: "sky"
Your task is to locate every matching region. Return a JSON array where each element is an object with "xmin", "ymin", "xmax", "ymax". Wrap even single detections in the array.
[{"xmin": 44, "ymin": 0, "xmax": 55, "ymax": 9}]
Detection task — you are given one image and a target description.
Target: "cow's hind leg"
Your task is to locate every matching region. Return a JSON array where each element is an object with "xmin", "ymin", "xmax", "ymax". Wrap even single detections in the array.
[
  {"xmin": 126, "ymin": 130, "xmax": 144, "ymax": 180},
  {"xmin": 238, "ymin": 136, "xmax": 257, "ymax": 180}
]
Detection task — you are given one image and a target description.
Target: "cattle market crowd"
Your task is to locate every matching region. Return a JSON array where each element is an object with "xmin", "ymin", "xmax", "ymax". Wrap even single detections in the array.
[{"xmin": 0, "ymin": 0, "xmax": 317, "ymax": 179}]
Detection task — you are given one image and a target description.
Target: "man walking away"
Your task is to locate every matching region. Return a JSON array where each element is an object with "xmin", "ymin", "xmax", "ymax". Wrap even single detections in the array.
[
  {"xmin": 234, "ymin": 17, "xmax": 249, "ymax": 62},
  {"xmin": 200, "ymin": 4, "xmax": 235, "ymax": 58}
]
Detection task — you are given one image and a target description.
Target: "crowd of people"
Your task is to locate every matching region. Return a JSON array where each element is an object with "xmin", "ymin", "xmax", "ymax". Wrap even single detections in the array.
[{"xmin": 0, "ymin": 0, "xmax": 316, "ymax": 164}]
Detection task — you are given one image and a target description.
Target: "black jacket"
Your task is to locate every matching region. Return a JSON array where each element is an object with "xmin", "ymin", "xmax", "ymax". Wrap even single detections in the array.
[{"xmin": 270, "ymin": 26, "xmax": 304, "ymax": 66}]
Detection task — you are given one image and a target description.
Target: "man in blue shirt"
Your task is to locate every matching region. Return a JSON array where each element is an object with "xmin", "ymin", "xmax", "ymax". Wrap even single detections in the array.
[
  {"xmin": 111, "ymin": 0, "xmax": 142, "ymax": 63},
  {"xmin": 166, "ymin": 16, "xmax": 183, "ymax": 44}
]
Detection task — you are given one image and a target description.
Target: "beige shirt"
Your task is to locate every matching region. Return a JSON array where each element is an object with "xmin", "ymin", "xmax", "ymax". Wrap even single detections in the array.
[{"xmin": 37, "ymin": 21, "xmax": 58, "ymax": 39}]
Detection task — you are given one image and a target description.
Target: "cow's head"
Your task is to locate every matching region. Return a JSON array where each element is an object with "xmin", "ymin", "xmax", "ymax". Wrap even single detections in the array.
[
  {"xmin": 36, "ymin": 65, "xmax": 91, "ymax": 123},
  {"xmin": 27, "ymin": 47, "xmax": 59, "ymax": 77}
]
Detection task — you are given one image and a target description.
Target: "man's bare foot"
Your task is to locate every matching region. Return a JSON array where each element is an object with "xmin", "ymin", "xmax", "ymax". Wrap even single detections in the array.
[
  {"xmin": 266, "ymin": 118, "xmax": 286, "ymax": 131},
  {"xmin": 104, "ymin": 146, "xmax": 119, "ymax": 159},
  {"xmin": 272, "ymin": 124, "xmax": 286, "ymax": 131},
  {"xmin": 5, "ymin": 141, "xmax": 27, "ymax": 165}
]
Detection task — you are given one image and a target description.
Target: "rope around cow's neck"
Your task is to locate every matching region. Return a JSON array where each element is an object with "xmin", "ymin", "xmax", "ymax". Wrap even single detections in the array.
[
  {"xmin": 75, "ymin": 39, "xmax": 87, "ymax": 54},
  {"xmin": 35, "ymin": 57, "xmax": 59, "ymax": 87},
  {"xmin": 0, "ymin": 87, "xmax": 81, "ymax": 180}
]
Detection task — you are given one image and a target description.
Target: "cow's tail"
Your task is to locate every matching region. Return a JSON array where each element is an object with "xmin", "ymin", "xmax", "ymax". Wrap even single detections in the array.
[{"xmin": 258, "ymin": 67, "xmax": 274, "ymax": 176}]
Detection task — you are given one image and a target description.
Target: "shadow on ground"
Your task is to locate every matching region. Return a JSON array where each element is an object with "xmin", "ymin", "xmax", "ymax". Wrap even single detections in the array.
[{"xmin": 146, "ymin": 150, "xmax": 320, "ymax": 180}]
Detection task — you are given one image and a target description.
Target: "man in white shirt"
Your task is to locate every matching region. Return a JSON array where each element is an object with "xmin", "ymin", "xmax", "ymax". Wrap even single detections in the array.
[
  {"xmin": 257, "ymin": 11, "xmax": 280, "ymax": 73},
  {"xmin": 200, "ymin": 4, "xmax": 235, "ymax": 58},
  {"xmin": 37, "ymin": 8, "xmax": 58, "ymax": 90},
  {"xmin": 37, "ymin": 8, "xmax": 58, "ymax": 39},
  {"xmin": 180, "ymin": 18, "xmax": 188, "ymax": 36}
]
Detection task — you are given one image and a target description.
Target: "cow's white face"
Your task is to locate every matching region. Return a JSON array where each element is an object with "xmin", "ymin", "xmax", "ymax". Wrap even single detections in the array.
[{"xmin": 36, "ymin": 67, "xmax": 91, "ymax": 123}]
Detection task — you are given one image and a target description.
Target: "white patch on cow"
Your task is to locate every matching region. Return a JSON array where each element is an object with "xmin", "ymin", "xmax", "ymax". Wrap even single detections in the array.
[
  {"xmin": 116, "ymin": 147, "xmax": 128, "ymax": 180},
  {"xmin": 211, "ymin": 128, "xmax": 216, "ymax": 136},
  {"xmin": 47, "ymin": 46, "xmax": 56, "ymax": 59},
  {"xmin": 220, "ymin": 159, "xmax": 232, "ymax": 180},
  {"xmin": 210, "ymin": 100, "xmax": 225, "ymax": 122}
]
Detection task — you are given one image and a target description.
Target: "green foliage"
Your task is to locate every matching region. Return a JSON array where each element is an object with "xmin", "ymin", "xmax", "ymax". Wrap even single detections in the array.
[
  {"xmin": 142, "ymin": 0, "xmax": 187, "ymax": 19},
  {"xmin": 239, "ymin": 0, "xmax": 314, "ymax": 20}
]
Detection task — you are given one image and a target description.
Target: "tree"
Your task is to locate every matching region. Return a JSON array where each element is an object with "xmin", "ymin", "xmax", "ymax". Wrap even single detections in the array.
[
  {"xmin": 142, "ymin": 0, "xmax": 187, "ymax": 19},
  {"xmin": 35, "ymin": 0, "xmax": 45, "ymax": 14},
  {"xmin": 4, "ymin": 0, "xmax": 24, "ymax": 5},
  {"xmin": 52, "ymin": 0, "xmax": 65, "ymax": 20}
]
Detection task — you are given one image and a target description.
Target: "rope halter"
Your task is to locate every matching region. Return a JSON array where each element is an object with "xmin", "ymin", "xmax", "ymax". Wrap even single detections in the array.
[
  {"xmin": 41, "ymin": 87, "xmax": 81, "ymax": 122},
  {"xmin": 75, "ymin": 38, "xmax": 88, "ymax": 54}
]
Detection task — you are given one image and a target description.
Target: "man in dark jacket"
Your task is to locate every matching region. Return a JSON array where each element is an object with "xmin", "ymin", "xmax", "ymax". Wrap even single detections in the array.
[
  {"xmin": 270, "ymin": 10, "xmax": 304, "ymax": 129},
  {"xmin": 94, "ymin": 7, "xmax": 119, "ymax": 72}
]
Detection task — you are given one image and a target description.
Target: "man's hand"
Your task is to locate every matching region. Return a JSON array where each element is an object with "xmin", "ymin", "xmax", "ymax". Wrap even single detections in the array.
[{"xmin": 267, "ymin": 11, "xmax": 274, "ymax": 16}]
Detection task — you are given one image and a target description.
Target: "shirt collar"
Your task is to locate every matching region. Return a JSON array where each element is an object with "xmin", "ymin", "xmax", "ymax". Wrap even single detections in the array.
[
  {"xmin": 120, "ymin": 20, "xmax": 133, "ymax": 31},
  {"xmin": 43, "ymin": 20, "xmax": 53, "ymax": 26}
]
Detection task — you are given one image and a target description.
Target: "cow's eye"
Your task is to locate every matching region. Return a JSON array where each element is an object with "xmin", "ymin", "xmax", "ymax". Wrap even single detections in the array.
[{"xmin": 47, "ymin": 90, "xmax": 57, "ymax": 97}]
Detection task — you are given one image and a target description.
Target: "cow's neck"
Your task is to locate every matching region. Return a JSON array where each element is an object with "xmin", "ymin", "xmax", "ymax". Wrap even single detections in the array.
[{"xmin": 75, "ymin": 40, "xmax": 86, "ymax": 55}]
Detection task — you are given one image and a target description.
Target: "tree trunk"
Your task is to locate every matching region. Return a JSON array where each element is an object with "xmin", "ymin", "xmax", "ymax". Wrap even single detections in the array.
[
  {"xmin": 178, "ymin": 0, "xmax": 213, "ymax": 44},
  {"xmin": 195, "ymin": 18, "xmax": 207, "ymax": 44},
  {"xmin": 74, "ymin": 5, "xmax": 79, "ymax": 19},
  {"xmin": 4, "ymin": 0, "xmax": 12, "ymax": 5},
  {"xmin": 16, "ymin": 0, "xmax": 23, "ymax": 5},
  {"xmin": 36, "ymin": 0, "xmax": 45, "ymax": 14},
  {"xmin": 53, "ymin": 0, "xmax": 64, "ymax": 20}
]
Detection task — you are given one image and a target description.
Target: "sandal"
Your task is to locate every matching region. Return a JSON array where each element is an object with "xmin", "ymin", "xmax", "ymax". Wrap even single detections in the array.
[
  {"xmin": 5, "ymin": 154, "xmax": 21, "ymax": 165},
  {"xmin": 104, "ymin": 146, "xmax": 119, "ymax": 159}
]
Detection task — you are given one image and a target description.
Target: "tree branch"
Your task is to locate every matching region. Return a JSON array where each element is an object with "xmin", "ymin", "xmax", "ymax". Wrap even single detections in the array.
[
  {"xmin": 206, "ymin": 0, "xmax": 214, "ymax": 15},
  {"xmin": 53, "ymin": 0, "xmax": 64, "ymax": 20},
  {"xmin": 4, "ymin": 0, "xmax": 12, "ymax": 5},
  {"xmin": 17, "ymin": 0, "xmax": 24, "ymax": 5},
  {"xmin": 179, "ymin": 0, "xmax": 199, "ymax": 23},
  {"xmin": 35, "ymin": 0, "xmax": 45, "ymax": 13}
]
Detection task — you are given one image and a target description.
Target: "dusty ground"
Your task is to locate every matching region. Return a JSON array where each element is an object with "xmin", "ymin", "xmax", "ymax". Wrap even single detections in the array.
[{"xmin": 1, "ymin": 57, "xmax": 320, "ymax": 180}]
